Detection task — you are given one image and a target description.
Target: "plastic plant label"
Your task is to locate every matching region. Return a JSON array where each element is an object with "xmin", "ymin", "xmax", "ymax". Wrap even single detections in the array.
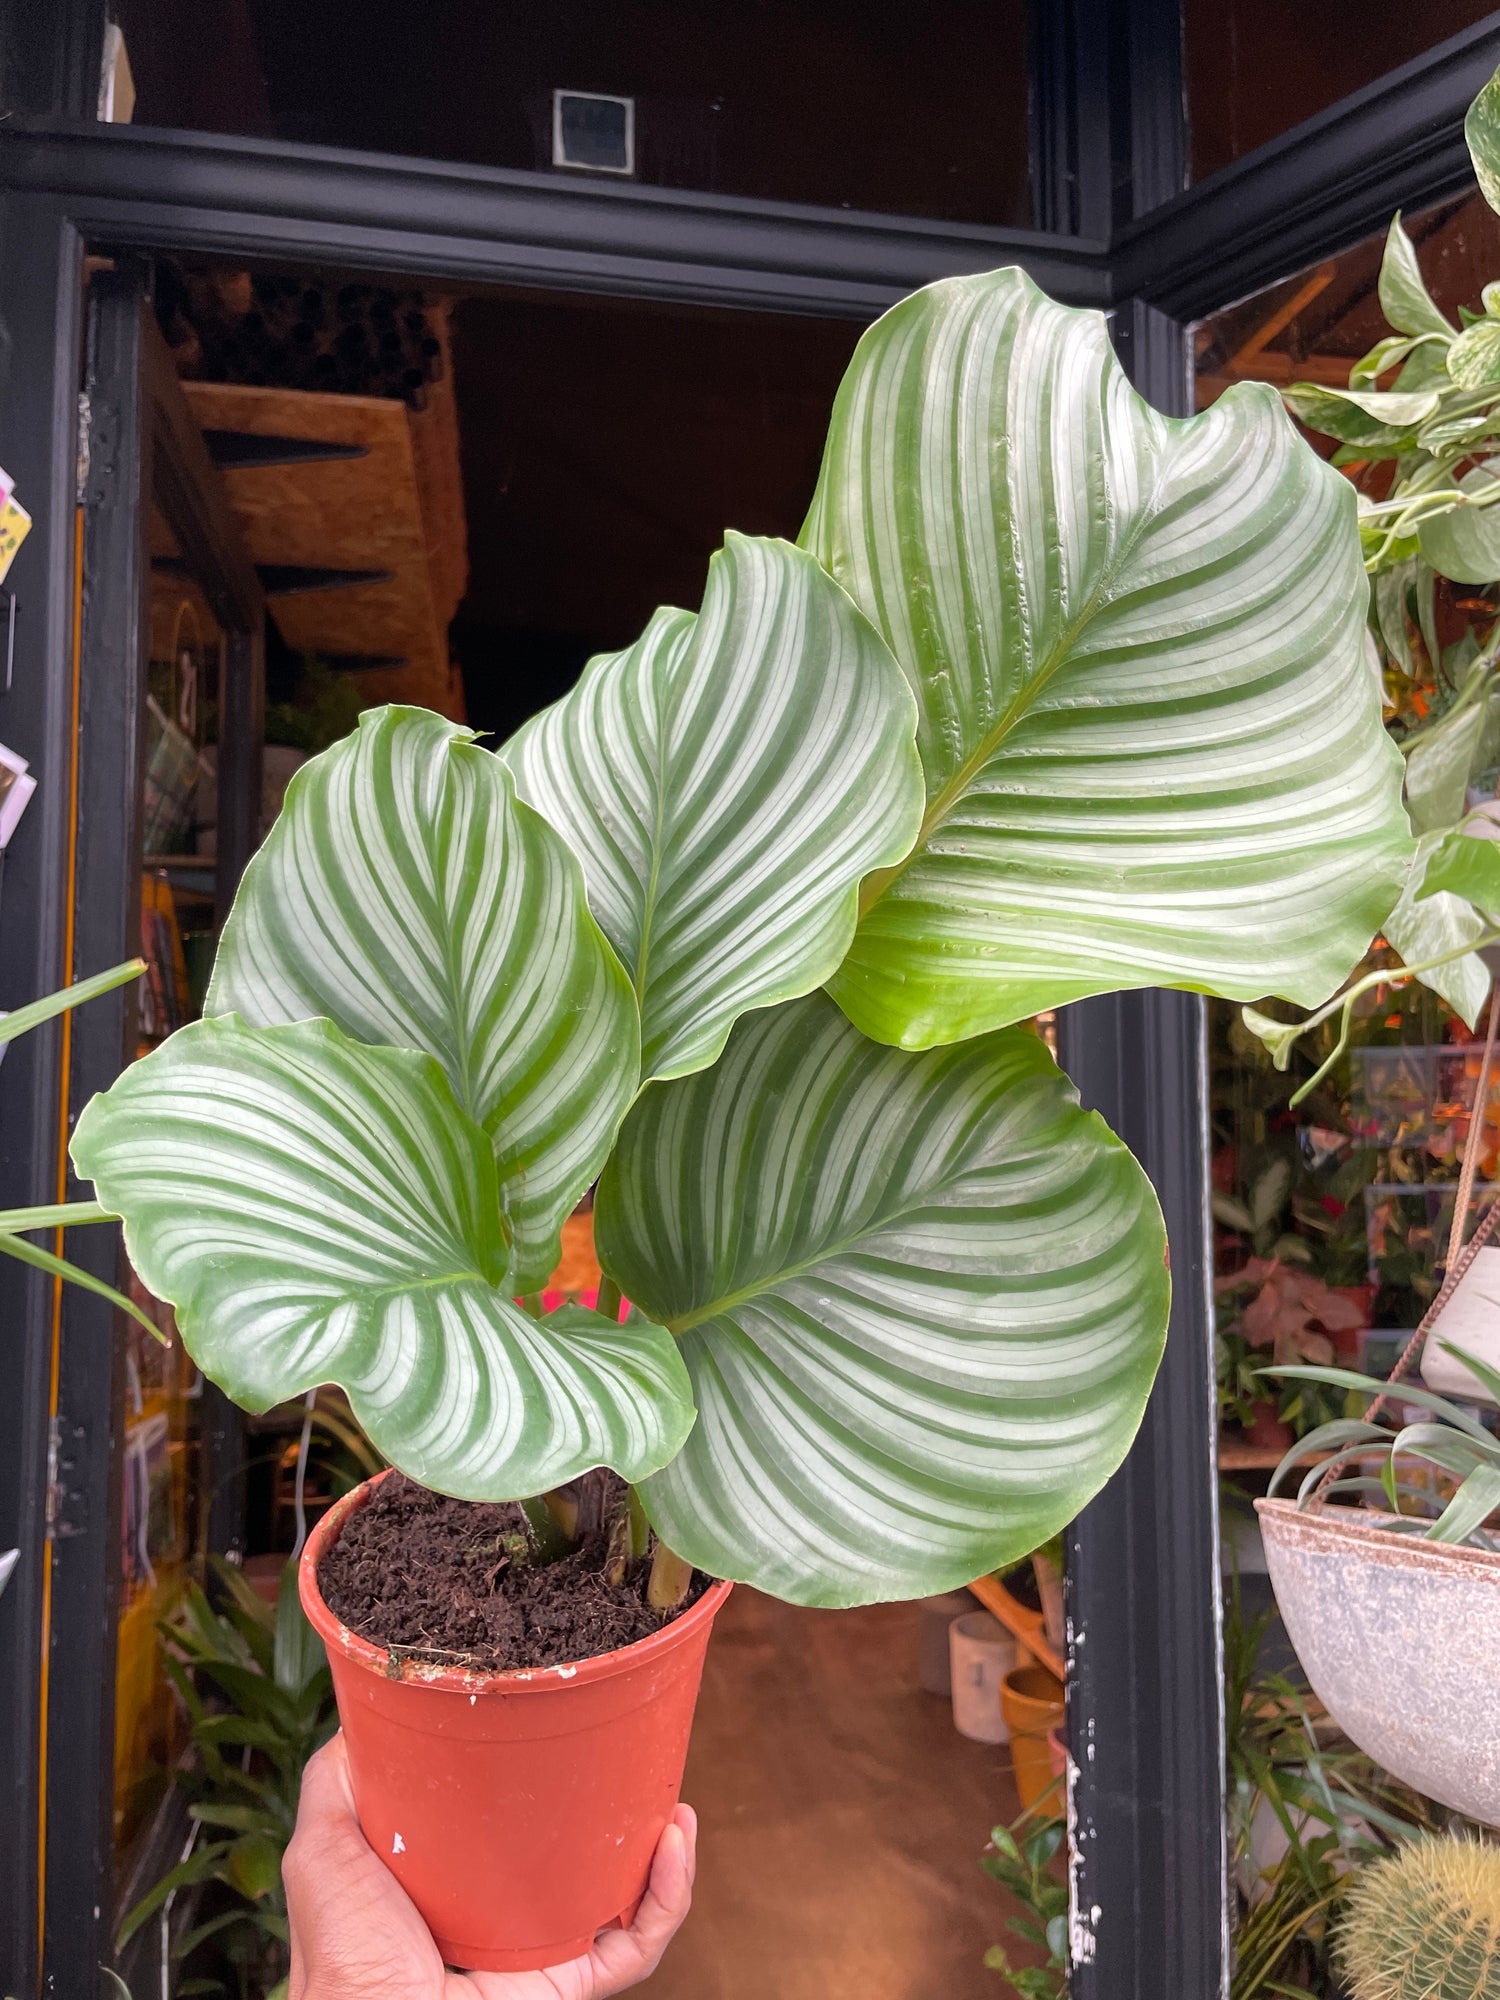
[{"xmin": 1424, "ymin": 1244, "xmax": 1500, "ymax": 1406}]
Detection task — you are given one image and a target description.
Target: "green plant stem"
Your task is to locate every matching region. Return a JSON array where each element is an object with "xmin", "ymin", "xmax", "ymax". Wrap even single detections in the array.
[
  {"xmin": 1285, "ymin": 932, "xmax": 1500, "ymax": 1107},
  {"xmin": 519, "ymin": 1291, "xmax": 544, "ymax": 1316},
  {"xmin": 647, "ymin": 1536, "xmax": 694, "ymax": 1611},
  {"xmin": 627, "ymin": 1485, "xmax": 652, "ymax": 1560},
  {"xmin": 596, "ymin": 1274, "xmax": 622, "ymax": 1321}
]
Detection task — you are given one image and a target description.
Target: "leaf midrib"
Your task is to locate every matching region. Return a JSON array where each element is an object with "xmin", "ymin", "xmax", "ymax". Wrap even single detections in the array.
[
  {"xmin": 630, "ymin": 622, "xmax": 680, "ymax": 1013},
  {"xmin": 855, "ymin": 415, "xmax": 1164, "ymax": 918}
]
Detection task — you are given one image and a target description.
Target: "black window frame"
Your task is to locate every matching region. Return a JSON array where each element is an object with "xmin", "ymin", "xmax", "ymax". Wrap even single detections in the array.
[{"xmin": 2, "ymin": 5, "xmax": 1498, "ymax": 1994}]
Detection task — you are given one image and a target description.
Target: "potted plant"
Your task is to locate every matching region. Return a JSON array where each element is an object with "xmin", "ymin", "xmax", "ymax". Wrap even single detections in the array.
[
  {"xmin": 1259, "ymin": 1347, "xmax": 1500, "ymax": 1826},
  {"xmin": 69, "ymin": 260, "xmax": 1410, "ymax": 1970}
]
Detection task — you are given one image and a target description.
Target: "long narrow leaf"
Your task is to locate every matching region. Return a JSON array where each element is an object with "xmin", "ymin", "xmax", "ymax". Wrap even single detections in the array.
[
  {"xmin": 0, "ymin": 1229, "xmax": 166, "ymax": 1342},
  {"xmin": 1388, "ymin": 1421, "xmax": 1499, "ymax": 1474},
  {"xmin": 1266, "ymin": 1417, "xmax": 1387, "ymax": 1496},
  {"xmin": 1436, "ymin": 1337, "xmax": 1500, "ymax": 1408},
  {"xmin": 0, "ymin": 1199, "xmax": 117, "ymax": 1232},
  {"xmin": 1267, "ymin": 1364, "xmax": 1494, "ymax": 1442},
  {"xmin": 1426, "ymin": 1464, "xmax": 1500, "ymax": 1544},
  {"xmin": 0, "ymin": 958, "xmax": 144, "ymax": 1046},
  {"xmin": 115, "ymin": 1843, "xmax": 234, "ymax": 1947}
]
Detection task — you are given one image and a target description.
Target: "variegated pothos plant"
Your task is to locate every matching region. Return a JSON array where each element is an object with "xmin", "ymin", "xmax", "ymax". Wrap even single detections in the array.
[{"xmin": 71, "ymin": 268, "xmax": 1412, "ymax": 1608}]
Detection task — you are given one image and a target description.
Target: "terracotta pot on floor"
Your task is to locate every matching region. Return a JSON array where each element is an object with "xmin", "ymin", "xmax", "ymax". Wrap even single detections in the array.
[
  {"xmin": 1241, "ymin": 1400, "xmax": 1295, "ymax": 1454},
  {"xmin": 1001, "ymin": 1664, "xmax": 1065, "ymax": 1812},
  {"xmin": 300, "ymin": 1469, "xmax": 732, "ymax": 1973}
]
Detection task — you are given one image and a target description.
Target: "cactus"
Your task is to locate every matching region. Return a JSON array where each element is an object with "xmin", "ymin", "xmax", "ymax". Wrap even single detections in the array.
[{"xmin": 1340, "ymin": 1837, "xmax": 1500, "ymax": 1999}]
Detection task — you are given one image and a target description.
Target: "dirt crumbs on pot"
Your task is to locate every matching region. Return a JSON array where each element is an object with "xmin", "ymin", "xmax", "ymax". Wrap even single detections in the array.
[{"xmin": 317, "ymin": 1474, "xmax": 709, "ymax": 1672}]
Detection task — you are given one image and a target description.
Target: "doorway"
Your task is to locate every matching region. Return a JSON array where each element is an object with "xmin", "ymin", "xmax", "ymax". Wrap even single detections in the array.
[{"xmin": 94, "ymin": 250, "xmax": 1037, "ymax": 1998}]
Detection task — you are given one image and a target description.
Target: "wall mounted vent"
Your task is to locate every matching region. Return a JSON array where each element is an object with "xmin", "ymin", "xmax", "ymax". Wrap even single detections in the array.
[{"xmin": 552, "ymin": 90, "xmax": 635, "ymax": 176}]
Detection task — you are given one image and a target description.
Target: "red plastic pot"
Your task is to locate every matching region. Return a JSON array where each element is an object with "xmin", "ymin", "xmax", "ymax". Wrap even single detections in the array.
[{"xmin": 299, "ymin": 1470, "xmax": 732, "ymax": 1973}]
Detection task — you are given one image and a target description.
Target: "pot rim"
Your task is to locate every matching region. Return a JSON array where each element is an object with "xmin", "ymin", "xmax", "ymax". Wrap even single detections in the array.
[
  {"xmin": 1255, "ymin": 1494, "xmax": 1500, "ymax": 1581},
  {"xmin": 300, "ymin": 1467, "xmax": 733, "ymax": 1694}
]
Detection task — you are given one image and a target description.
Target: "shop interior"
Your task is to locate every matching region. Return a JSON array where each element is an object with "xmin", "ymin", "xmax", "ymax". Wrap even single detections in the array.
[
  {"xmin": 1198, "ymin": 189, "xmax": 1500, "ymax": 1736},
  {"xmin": 107, "ymin": 253, "xmax": 1046, "ymax": 1997}
]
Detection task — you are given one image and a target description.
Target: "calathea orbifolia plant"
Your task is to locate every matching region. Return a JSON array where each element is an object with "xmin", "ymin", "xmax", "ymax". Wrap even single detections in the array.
[{"xmin": 71, "ymin": 267, "xmax": 1411, "ymax": 1608}]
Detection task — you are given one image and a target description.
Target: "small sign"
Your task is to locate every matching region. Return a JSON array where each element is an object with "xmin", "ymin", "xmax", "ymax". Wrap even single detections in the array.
[
  {"xmin": 0, "ymin": 741, "xmax": 35, "ymax": 848},
  {"xmin": 0, "ymin": 489, "xmax": 30, "ymax": 589}
]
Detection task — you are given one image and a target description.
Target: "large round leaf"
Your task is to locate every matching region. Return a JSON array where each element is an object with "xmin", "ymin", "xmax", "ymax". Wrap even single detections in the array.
[
  {"xmin": 501, "ymin": 533, "xmax": 922, "ymax": 1082},
  {"xmin": 595, "ymin": 993, "xmax": 1168, "ymax": 1606},
  {"xmin": 800, "ymin": 267, "xmax": 1412, "ymax": 1049},
  {"xmin": 72, "ymin": 1016, "xmax": 693, "ymax": 1499},
  {"xmin": 208, "ymin": 706, "xmax": 638, "ymax": 1289}
]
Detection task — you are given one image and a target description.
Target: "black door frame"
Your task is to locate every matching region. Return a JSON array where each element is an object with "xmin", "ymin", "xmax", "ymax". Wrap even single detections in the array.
[
  {"xmin": 3, "ymin": 7, "xmax": 1499, "ymax": 1996},
  {"xmin": 36, "ymin": 266, "xmax": 268, "ymax": 2000}
]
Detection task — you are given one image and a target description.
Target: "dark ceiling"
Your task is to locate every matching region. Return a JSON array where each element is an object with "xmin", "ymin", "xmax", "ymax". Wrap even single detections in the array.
[{"xmin": 446, "ymin": 293, "xmax": 862, "ymax": 741}]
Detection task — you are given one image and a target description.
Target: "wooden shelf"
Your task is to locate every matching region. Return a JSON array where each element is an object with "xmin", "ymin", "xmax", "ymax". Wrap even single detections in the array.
[{"xmin": 1218, "ymin": 1439, "xmax": 1335, "ymax": 1472}]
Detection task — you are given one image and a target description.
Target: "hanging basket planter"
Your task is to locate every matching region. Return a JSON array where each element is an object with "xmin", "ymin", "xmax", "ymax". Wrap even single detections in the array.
[{"xmin": 1257, "ymin": 1496, "xmax": 1500, "ymax": 1825}]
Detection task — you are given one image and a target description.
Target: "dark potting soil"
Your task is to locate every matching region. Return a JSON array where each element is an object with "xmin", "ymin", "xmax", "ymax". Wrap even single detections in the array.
[{"xmin": 318, "ymin": 1473, "xmax": 709, "ymax": 1673}]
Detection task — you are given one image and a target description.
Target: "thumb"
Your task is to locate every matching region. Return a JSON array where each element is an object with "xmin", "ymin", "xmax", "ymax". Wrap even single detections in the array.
[{"xmin": 586, "ymin": 1805, "xmax": 698, "ymax": 1997}]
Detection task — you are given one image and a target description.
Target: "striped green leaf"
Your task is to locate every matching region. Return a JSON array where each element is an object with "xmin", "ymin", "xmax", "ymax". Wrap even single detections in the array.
[
  {"xmin": 501, "ymin": 533, "xmax": 922, "ymax": 1081},
  {"xmin": 208, "ymin": 706, "xmax": 638, "ymax": 1289},
  {"xmin": 71, "ymin": 1016, "xmax": 694, "ymax": 1499},
  {"xmin": 595, "ymin": 993, "xmax": 1168, "ymax": 1606},
  {"xmin": 800, "ymin": 267, "xmax": 1413, "ymax": 1050}
]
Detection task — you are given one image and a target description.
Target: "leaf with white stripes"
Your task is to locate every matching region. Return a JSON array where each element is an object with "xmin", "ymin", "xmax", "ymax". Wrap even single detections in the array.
[
  {"xmin": 71, "ymin": 1016, "xmax": 694, "ymax": 1499},
  {"xmin": 208, "ymin": 706, "xmax": 639, "ymax": 1290},
  {"xmin": 800, "ymin": 266, "xmax": 1413, "ymax": 1050},
  {"xmin": 501, "ymin": 533, "xmax": 922, "ymax": 1082},
  {"xmin": 595, "ymin": 993, "xmax": 1168, "ymax": 1606}
]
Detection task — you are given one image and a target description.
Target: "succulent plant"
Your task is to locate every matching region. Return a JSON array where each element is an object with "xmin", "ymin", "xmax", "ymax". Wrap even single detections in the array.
[{"xmin": 1340, "ymin": 1837, "xmax": 1500, "ymax": 1999}]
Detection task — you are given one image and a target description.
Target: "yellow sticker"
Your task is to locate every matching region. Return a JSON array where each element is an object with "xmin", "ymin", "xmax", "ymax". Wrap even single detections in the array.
[{"xmin": 0, "ymin": 495, "xmax": 32, "ymax": 588}]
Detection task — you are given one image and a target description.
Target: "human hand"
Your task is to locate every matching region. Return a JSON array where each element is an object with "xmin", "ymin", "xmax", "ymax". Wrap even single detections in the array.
[{"xmin": 284, "ymin": 1733, "xmax": 697, "ymax": 1999}]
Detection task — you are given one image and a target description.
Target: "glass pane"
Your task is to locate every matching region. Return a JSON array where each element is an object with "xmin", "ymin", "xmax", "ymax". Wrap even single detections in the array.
[
  {"xmin": 1185, "ymin": 0, "xmax": 1498, "ymax": 182},
  {"xmin": 1198, "ymin": 192, "xmax": 1500, "ymax": 1989},
  {"xmin": 113, "ymin": 0, "xmax": 1033, "ymax": 227},
  {"xmin": 1195, "ymin": 191, "xmax": 1500, "ymax": 407}
]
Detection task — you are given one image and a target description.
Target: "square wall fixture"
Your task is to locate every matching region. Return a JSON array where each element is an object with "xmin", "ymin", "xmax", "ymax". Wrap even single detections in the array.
[{"xmin": 553, "ymin": 90, "xmax": 635, "ymax": 175}]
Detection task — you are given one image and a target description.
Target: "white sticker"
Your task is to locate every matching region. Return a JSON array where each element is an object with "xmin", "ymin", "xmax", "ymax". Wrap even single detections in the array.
[{"xmin": 393, "ymin": 1832, "xmax": 406, "ymax": 1855}]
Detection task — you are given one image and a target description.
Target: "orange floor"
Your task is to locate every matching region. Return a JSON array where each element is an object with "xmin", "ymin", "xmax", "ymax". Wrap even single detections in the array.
[{"xmin": 641, "ymin": 1588, "xmax": 1033, "ymax": 2000}]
